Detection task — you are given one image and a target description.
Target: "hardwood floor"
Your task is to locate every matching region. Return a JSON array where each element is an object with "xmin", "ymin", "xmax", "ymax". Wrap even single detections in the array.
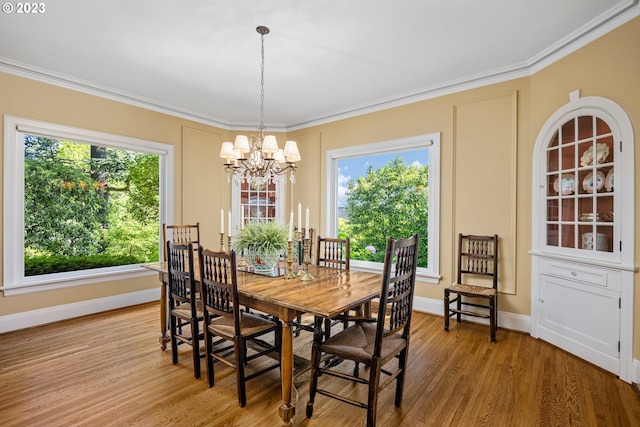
[{"xmin": 1, "ymin": 302, "xmax": 638, "ymax": 427}]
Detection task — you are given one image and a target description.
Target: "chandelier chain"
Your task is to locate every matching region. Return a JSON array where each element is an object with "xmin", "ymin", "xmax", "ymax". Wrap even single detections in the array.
[{"xmin": 259, "ymin": 31, "xmax": 266, "ymax": 142}]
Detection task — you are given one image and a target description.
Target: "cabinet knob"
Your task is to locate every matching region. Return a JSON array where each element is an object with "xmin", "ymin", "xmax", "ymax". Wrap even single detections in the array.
[
  {"xmin": 571, "ymin": 271, "xmax": 577, "ymax": 276},
  {"xmin": 539, "ymin": 298, "xmax": 544, "ymax": 303}
]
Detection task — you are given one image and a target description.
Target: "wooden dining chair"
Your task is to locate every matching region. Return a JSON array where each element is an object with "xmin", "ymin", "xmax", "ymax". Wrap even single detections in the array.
[
  {"xmin": 166, "ymin": 241, "xmax": 203, "ymax": 379},
  {"xmin": 162, "ymin": 223, "xmax": 201, "ymax": 261},
  {"xmin": 198, "ymin": 246, "xmax": 282, "ymax": 407},
  {"xmin": 444, "ymin": 233, "xmax": 499, "ymax": 342},
  {"xmin": 293, "ymin": 235, "xmax": 350, "ymax": 339},
  {"xmin": 306, "ymin": 234, "xmax": 420, "ymax": 427}
]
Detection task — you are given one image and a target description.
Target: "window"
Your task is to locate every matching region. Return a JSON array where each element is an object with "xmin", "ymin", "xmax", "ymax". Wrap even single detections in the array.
[
  {"xmin": 231, "ymin": 181, "xmax": 284, "ymax": 233},
  {"xmin": 2, "ymin": 116, "xmax": 174, "ymax": 295},
  {"xmin": 326, "ymin": 133, "xmax": 440, "ymax": 282}
]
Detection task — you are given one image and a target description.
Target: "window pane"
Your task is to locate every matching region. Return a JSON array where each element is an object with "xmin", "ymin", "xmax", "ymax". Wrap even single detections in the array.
[
  {"xmin": 24, "ymin": 135, "xmax": 160, "ymax": 276},
  {"xmin": 337, "ymin": 149, "xmax": 429, "ymax": 268}
]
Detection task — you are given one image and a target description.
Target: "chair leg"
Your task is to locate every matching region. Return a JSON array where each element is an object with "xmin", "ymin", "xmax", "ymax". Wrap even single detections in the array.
[
  {"xmin": 192, "ymin": 319, "xmax": 201, "ymax": 379},
  {"xmin": 295, "ymin": 314, "xmax": 302, "ymax": 337},
  {"xmin": 366, "ymin": 358, "xmax": 382, "ymax": 427},
  {"xmin": 306, "ymin": 320, "xmax": 323, "ymax": 419},
  {"xmin": 443, "ymin": 290, "xmax": 450, "ymax": 332},
  {"xmin": 490, "ymin": 295, "xmax": 497, "ymax": 343},
  {"xmin": 205, "ymin": 329, "xmax": 215, "ymax": 388},
  {"xmin": 395, "ymin": 348, "xmax": 408, "ymax": 407},
  {"xmin": 235, "ymin": 337, "xmax": 247, "ymax": 407},
  {"xmin": 456, "ymin": 293, "xmax": 462, "ymax": 323},
  {"xmin": 170, "ymin": 315, "xmax": 179, "ymax": 365}
]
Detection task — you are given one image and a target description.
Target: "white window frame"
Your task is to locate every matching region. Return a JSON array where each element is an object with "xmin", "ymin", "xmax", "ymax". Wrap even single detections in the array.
[
  {"xmin": 230, "ymin": 180, "xmax": 285, "ymax": 234},
  {"xmin": 2, "ymin": 115, "xmax": 174, "ymax": 296},
  {"xmin": 326, "ymin": 132, "xmax": 441, "ymax": 283}
]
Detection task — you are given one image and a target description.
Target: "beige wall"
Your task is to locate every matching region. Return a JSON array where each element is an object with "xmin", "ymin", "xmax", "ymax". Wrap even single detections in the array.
[{"xmin": 1, "ymin": 17, "xmax": 638, "ymax": 355}]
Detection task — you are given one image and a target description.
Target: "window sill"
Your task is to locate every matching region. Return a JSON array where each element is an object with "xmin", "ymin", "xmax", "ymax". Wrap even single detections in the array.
[
  {"xmin": 1, "ymin": 265, "xmax": 156, "ymax": 296},
  {"xmin": 350, "ymin": 260, "xmax": 440, "ymax": 284}
]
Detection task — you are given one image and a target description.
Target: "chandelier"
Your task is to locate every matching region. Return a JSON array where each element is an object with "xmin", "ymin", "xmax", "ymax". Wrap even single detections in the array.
[{"xmin": 219, "ymin": 26, "xmax": 301, "ymax": 187}]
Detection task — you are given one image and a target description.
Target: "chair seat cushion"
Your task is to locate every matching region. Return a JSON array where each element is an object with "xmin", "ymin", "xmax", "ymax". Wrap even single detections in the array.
[
  {"xmin": 208, "ymin": 311, "xmax": 276, "ymax": 338},
  {"xmin": 448, "ymin": 283, "xmax": 496, "ymax": 297},
  {"xmin": 171, "ymin": 302, "xmax": 203, "ymax": 320},
  {"xmin": 320, "ymin": 321, "xmax": 406, "ymax": 364}
]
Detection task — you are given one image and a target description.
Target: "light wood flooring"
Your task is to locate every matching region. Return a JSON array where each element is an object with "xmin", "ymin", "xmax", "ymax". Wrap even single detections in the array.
[{"xmin": 1, "ymin": 302, "xmax": 639, "ymax": 427}]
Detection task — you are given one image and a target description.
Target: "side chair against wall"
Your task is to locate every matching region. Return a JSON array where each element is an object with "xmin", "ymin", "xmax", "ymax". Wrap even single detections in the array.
[
  {"xmin": 306, "ymin": 234, "xmax": 420, "ymax": 427},
  {"xmin": 166, "ymin": 241, "xmax": 203, "ymax": 379},
  {"xmin": 198, "ymin": 246, "xmax": 282, "ymax": 407},
  {"xmin": 444, "ymin": 233, "xmax": 499, "ymax": 342}
]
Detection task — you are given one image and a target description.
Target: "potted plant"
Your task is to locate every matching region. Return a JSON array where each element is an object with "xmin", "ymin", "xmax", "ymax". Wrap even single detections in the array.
[{"xmin": 233, "ymin": 220, "xmax": 288, "ymax": 272}]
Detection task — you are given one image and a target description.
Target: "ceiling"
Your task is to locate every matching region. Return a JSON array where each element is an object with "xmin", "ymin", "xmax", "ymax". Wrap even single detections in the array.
[{"xmin": 0, "ymin": 1, "xmax": 638, "ymax": 130}]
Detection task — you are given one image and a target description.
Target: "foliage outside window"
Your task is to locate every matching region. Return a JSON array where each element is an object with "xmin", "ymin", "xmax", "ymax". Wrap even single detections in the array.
[
  {"xmin": 24, "ymin": 135, "xmax": 159, "ymax": 275},
  {"xmin": 327, "ymin": 133, "xmax": 440, "ymax": 281},
  {"xmin": 339, "ymin": 156, "xmax": 429, "ymax": 267},
  {"xmin": 3, "ymin": 116, "xmax": 173, "ymax": 295}
]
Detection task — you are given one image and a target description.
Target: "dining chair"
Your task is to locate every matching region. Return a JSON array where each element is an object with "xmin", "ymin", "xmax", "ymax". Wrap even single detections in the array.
[
  {"xmin": 198, "ymin": 246, "xmax": 282, "ymax": 407},
  {"xmin": 306, "ymin": 234, "xmax": 420, "ymax": 427},
  {"xmin": 293, "ymin": 235, "xmax": 350, "ymax": 339},
  {"xmin": 444, "ymin": 233, "xmax": 499, "ymax": 342},
  {"xmin": 162, "ymin": 223, "xmax": 201, "ymax": 261},
  {"xmin": 166, "ymin": 241, "xmax": 203, "ymax": 379}
]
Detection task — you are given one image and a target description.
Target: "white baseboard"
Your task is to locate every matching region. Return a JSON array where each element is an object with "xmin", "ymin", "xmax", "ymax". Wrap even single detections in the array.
[
  {"xmin": 0, "ymin": 288, "xmax": 160, "ymax": 333},
  {"xmin": 412, "ymin": 295, "xmax": 531, "ymax": 333}
]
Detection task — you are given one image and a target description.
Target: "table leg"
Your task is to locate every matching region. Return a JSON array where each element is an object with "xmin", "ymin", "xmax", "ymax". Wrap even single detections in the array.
[
  {"xmin": 278, "ymin": 319, "xmax": 296, "ymax": 425},
  {"xmin": 159, "ymin": 280, "xmax": 170, "ymax": 350}
]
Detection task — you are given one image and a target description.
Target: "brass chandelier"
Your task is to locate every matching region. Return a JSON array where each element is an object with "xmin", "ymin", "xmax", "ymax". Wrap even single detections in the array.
[{"xmin": 219, "ymin": 26, "xmax": 301, "ymax": 186}]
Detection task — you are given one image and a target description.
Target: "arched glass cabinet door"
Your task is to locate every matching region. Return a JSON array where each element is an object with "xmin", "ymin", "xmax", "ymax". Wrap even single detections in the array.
[
  {"xmin": 544, "ymin": 113, "xmax": 615, "ymax": 254},
  {"xmin": 533, "ymin": 90, "xmax": 634, "ymax": 267}
]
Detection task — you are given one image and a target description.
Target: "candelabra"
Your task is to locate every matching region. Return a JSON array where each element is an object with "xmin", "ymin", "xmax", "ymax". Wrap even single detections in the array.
[
  {"xmin": 298, "ymin": 238, "xmax": 314, "ymax": 281},
  {"xmin": 283, "ymin": 240, "xmax": 296, "ymax": 279}
]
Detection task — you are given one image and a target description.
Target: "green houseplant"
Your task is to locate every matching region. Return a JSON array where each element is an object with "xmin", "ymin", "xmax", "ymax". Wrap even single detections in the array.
[{"xmin": 233, "ymin": 220, "xmax": 288, "ymax": 272}]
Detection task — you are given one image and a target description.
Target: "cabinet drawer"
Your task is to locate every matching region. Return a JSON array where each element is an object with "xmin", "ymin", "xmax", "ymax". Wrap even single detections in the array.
[{"xmin": 540, "ymin": 259, "xmax": 608, "ymax": 288}]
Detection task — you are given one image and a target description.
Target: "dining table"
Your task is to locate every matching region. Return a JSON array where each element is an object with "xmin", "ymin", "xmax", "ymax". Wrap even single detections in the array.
[{"xmin": 142, "ymin": 261, "xmax": 382, "ymax": 425}]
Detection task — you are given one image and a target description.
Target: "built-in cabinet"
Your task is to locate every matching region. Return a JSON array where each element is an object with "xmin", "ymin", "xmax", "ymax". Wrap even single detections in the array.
[{"xmin": 530, "ymin": 91, "xmax": 635, "ymax": 383}]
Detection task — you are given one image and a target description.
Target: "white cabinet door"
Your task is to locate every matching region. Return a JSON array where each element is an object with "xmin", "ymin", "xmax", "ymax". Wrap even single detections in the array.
[{"xmin": 538, "ymin": 274, "xmax": 620, "ymax": 374}]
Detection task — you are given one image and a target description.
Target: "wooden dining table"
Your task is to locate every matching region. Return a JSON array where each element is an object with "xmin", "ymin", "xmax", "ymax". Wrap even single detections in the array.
[{"xmin": 142, "ymin": 261, "xmax": 382, "ymax": 425}]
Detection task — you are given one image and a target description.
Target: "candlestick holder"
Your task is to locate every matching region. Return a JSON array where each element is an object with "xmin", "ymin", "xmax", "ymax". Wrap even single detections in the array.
[
  {"xmin": 219, "ymin": 232, "xmax": 225, "ymax": 252},
  {"xmin": 284, "ymin": 240, "xmax": 296, "ymax": 279},
  {"xmin": 227, "ymin": 235, "xmax": 232, "ymax": 253},
  {"xmin": 296, "ymin": 231, "xmax": 304, "ymax": 277},
  {"xmin": 298, "ymin": 238, "xmax": 314, "ymax": 281},
  {"xmin": 237, "ymin": 248, "xmax": 248, "ymax": 269}
]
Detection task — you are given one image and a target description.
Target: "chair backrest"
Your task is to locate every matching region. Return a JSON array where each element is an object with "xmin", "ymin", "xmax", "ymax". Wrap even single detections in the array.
[
  {"xmin": 166, "ymin": 241, "xmax": 197, "ymax": 308},
  {"xmin": 316, "ymin": 236, "xmax": 350, "ymax": 270},
  {"xmin": 198, "ymin": 246, "xmax": 240, "ymax": 334},
  {"xmin": 456, "ymin": 234, "xmax": 498, "ymax": 289},
  {"xmin": 162, "ymin": 223, "xmax": 201, "ymax": 261},
  {"xmin": 374, "ymin": 234, "xmax": 420, "ymax": 356}
]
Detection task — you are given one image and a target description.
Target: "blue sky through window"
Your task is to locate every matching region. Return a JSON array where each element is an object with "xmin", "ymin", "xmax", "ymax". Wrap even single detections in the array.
[{"xmin": 337, "ymin": 148, "xmax": 428, "ymax": 207}]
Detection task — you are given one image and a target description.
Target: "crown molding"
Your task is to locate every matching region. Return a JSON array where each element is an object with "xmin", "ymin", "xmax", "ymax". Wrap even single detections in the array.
[{"xmin": 1, "ymin": 1, "xmax": 638, "ymax": 132}]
